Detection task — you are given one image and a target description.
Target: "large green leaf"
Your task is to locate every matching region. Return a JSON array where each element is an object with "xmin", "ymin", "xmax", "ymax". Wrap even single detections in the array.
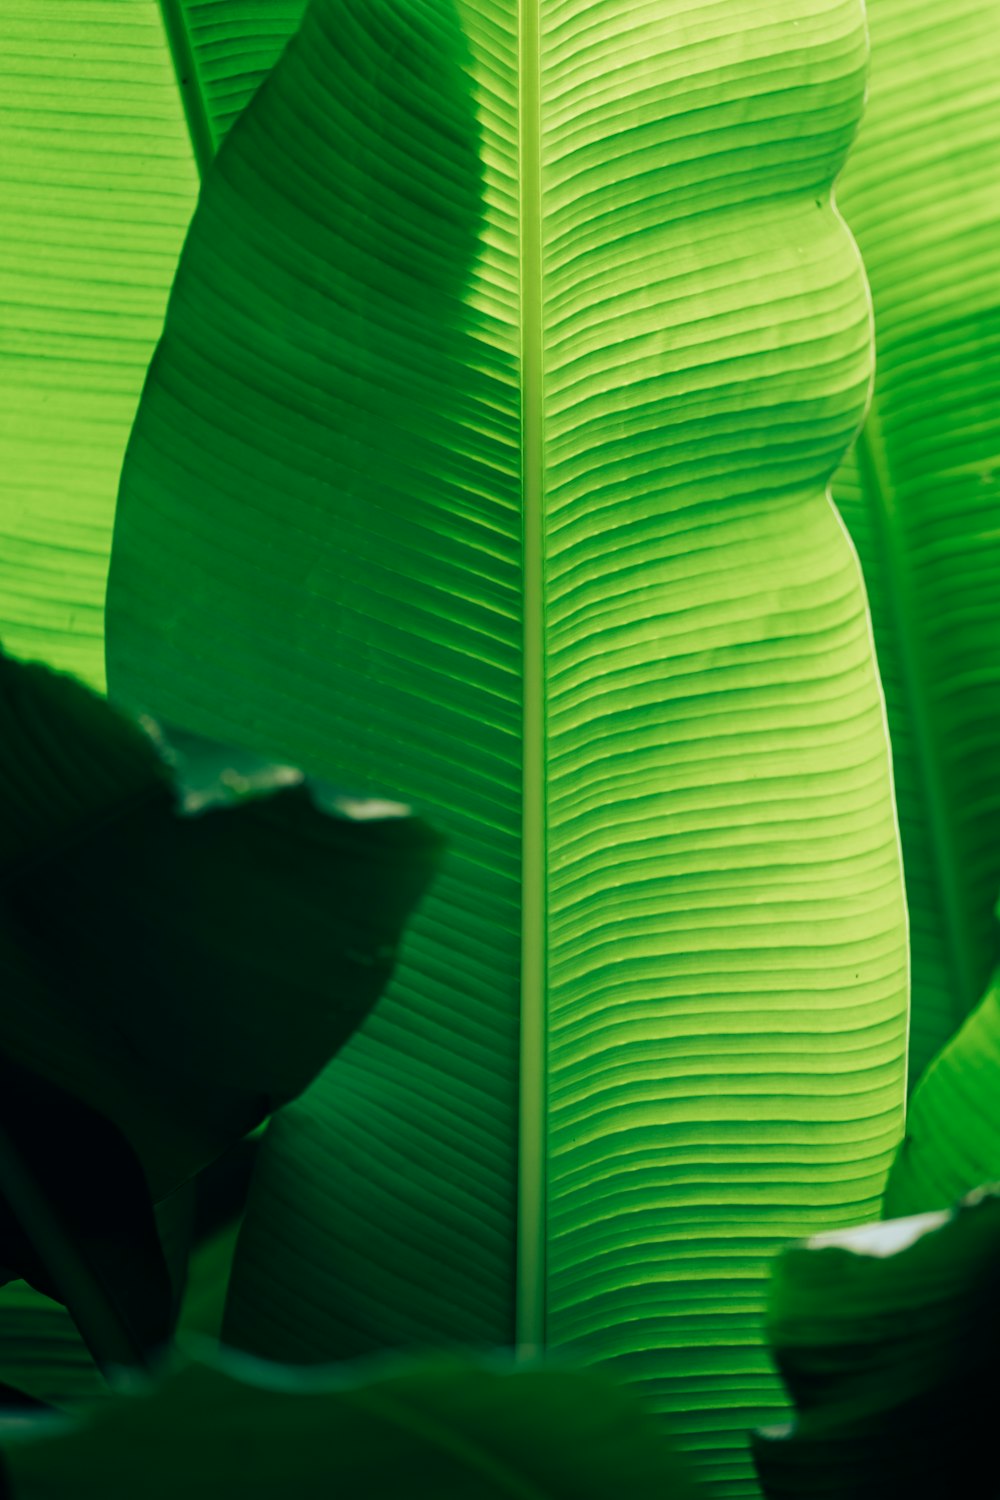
[
  {"xmin": 0, "ymin": 1345, "xmax": 700, "ymax": 1499},
  {"xmin": 831, "ymin": 0, "xmax": 1000, "ymax": 1085},
  {"xmin": 0, "ymin": 0, "xmax": 305, "ymax": 689},
  {"xmin": 752, "ymin": 1187, "xmax": 1000, "ymax": 1497},
  {"xmin": 105, "ymin": 0, "xmax": 908, "ymax": 1491},
  {"xmin": 0, "ymin": 1051, "xmax": 176, "ymax": 1371}
]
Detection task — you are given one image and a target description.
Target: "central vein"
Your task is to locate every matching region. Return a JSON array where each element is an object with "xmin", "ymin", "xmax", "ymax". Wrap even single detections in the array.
[{"xmin": 516, "ymin": 0, "xmax": 546, "ymax": 1355}]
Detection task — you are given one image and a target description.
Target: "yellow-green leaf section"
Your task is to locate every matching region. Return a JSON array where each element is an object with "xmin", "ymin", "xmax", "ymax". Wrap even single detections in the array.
[
  {"xmin": 105, "ymin": 1, "xmax": 908, "ymax": 1493},
  {"xmin": 0, "ymin": 1, "xmax": 305, "ymax": 689},
  {"xmin": 832, "ymin": 0, "xmax": 1000, "ymax": 1086}
]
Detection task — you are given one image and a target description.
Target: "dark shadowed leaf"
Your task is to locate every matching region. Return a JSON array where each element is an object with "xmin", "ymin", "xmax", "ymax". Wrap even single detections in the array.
[
  {"xmin": 1, "ymin": 649, "xmax": 441, "ymax": 1195},
  {"xmin": 0, "ymin": 650, "xmax": 440, "ymax": 1362},
  {"xmin": 107, "ymin": 6, "xmax": 911, "ymax": 1490},
  {"xmin": 0, "ymin": 1280, "xmax": 105, "ymax": 1412},
  {"xmin": 0, "ymin": 1055, "xmax": 173, "ymax": 1372},
  {"xmin": 753, "ymin": 1187, "xmax": 1000, "ymax": 1497},
  {"xmin": 0, "ymin": 1345, "xmax": 702, "ymax": 1499}
]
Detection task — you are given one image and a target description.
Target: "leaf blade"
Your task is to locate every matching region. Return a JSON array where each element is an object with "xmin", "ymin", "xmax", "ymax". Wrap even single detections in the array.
[
  {"xmin": 0, "ymin": 1, "xmax": 306, "ymax": 687},
  {"xmin": 753, "ymin": 1189, "xmax": 1000, "ymax": 1497},
  {"xmin": 832, "ymin": 0, "xmax": 1000, "ymax": 1082},
  {"xmin": 0, "ymin": 1347, "xmax": 702, "ymax": 1500},
  {"xmin": 106, "ymin": 2, "xmax": 909, "ymax": 1493}
]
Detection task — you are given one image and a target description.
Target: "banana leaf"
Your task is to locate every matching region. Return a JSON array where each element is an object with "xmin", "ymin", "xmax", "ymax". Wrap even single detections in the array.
[
  {"xmin": 0, "ymin": 0, "xmax": 305, "ymax": 688},
  {"xmin": 752, "ymin": 1187, "xmax": 1000, "ymax": 1497},
  {"xmin": 885, "ymin": 942, "xmax": 1000, "ymax": 1215},
  {"xmin": 832, "ymin": 0, "xmax": 1000, "ymax": 1085},
  {"xmin": 104, "ymin": 0, "xmax": 909, "ymax": 1491},
  {"xmin": 0, "ymin": 1345, "xmax": 701, "ymax": 1499}
]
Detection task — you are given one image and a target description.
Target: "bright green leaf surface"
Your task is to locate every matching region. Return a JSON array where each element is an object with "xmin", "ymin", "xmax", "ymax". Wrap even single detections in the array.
[
  {"xmin": 0, "ymin": 1, "xmax": 305, "ymax": 688},
  {"xmin": 885, "ymin": 952, "xmax": 1000, "ymax": 1216},
  {"xmin": 753, "ymin": 1187, "xmax": 1000, "ymax": 1497},
  {"xmin": 832, "ymin": 0, "xmax": 1000, "ymax": 1085},
  {"xmin": 106, "ymin": 1, "xmax": 908, "ymax": 1492},
  {"xmin": 0, "ymin": 1346, "xmax": 700, "ymax": 1499}
]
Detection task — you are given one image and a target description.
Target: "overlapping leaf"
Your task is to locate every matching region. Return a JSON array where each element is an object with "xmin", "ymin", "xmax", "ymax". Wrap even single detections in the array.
[
  {"xmin": 105, "ymin": 1, "xmax": 907, "ymax": 1493},
  {"xmin": 0, "ymin": 1346, "xmax": 700, "ymax": 1499},
  {"xmin": 832, "ymin": 0, "xmax": 1000, "ymax": 1084},
  {"xmin": 753, "ymin": 1188, "xmax": 1000, "ymax": 1497},
  {"xmin": 1, "ymin": 650, "xmax": 440, "ymax": 1194},
  {"xmin": 0, "ymin": 1, "xmax": 304, "ymax": 687},
  {"xmin": 0, "ymin": 649, "xmax": 439, "ymax": 1364},
  {"xmin": 885, "ymin": 938, "xmax": 1000, "ymax": 1215}
]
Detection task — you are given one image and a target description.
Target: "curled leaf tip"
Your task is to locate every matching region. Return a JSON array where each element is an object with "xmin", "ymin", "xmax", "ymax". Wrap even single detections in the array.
[{"xmin": 137, "ymin": 718, "xmax": 305, "ymax": 814}]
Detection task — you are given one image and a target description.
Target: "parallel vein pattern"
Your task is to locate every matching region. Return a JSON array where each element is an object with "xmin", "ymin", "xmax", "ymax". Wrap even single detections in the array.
[
  {"xmin": 102, "ymin": 4, "xmax": 908, "ymax": 1497},
  {"xmin": 111, "ymin": 0, "xmax": 525, "ymax": 1358},
  {"xmin": 0, "ymin": 3, "xmax": 196, "ymax": 687},
  {"xmin": 0, "ymin": 1, "xmax": 305, "ymax": 689},
  {"xmin": 832, "ymin": 0, "xmax": 1000, "ymax": 1084},
  {"xmin": 163, "ymin": 0, "xmax": 308, "ymax": 152},
  {"xmin": 540, "ymin": 4, "xmax": 906, "ymax": 1494}
]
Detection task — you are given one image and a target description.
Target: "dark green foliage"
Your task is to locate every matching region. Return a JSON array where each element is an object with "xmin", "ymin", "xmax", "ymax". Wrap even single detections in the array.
[
  {"xmin": 753, "ymin": 1188, "xmax": 1000, "ymax": 1497},
  {"xmin": 0, "ymin": 649, "xmax": 441, "ymax": 1364},
  {"xmin": 0, "ymin": 1347, "xmax": 700, "ymax": 1499}
]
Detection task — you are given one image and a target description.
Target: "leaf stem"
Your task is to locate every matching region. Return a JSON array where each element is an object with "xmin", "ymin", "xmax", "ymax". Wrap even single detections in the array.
[
  {"xmin": 516, "ymin": 0, "xmax": 546, "ymax": 1357},
  {"xmin": 0, "ymin": 1124, "xmax": 150, "ymax": 1378},
  {"xmin": 157, "ymin": 0, "xmax": 216, "ymax": 178}
]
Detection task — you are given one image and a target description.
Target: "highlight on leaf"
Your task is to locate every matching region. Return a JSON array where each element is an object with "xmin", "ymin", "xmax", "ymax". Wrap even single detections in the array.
[{"xmin": 100, "ymin": 0, "xmax": 910, "ymax": 1492}]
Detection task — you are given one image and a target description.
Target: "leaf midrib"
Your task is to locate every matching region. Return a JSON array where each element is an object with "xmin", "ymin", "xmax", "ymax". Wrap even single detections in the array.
[
  {"xmin": 516, "ymin": 0, "xmax": 546, "ymax": 1353},
  {"xmin": 157, "ymin": 0, "xmax": 215, "ymax": 178}
]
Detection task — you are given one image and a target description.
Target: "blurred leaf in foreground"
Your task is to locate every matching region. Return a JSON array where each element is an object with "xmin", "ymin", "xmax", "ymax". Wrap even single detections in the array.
[
  {"xmin": 0, "ymin": 1345, "xmax": 702, "ymax": 1499},
  {"xmin": 0, "ymin": 649, "xmax": 441, "ymax": 1363},
  {"xmin": 753, "ymin": 1187, "xmax": 1000, "ymax": 1497}
]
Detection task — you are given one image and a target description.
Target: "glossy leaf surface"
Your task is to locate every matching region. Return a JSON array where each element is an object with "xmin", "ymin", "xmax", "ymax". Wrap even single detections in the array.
[
  {"xmin": 832, "ymin": 0, "xmax": 1000, "ymax": 1083},
  {"xmin": 0, "ymin": 1, "xmax": 304, "ymax": 687},
  {"xmin": 106, "ymin": 1, "xmax": 908, "ymax": 1491},
  {"xmin": 753, "ymin": 1188, "xmax": 1000, "ymax": 1497}
]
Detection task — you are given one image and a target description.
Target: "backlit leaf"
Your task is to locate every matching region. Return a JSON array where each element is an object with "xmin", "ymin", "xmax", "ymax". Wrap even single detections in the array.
[
  {"xmin": 832, "ymin": 0, "xmax": 1000, "ymax": 1084},
  {"xmin": 105, "ymin": 1, "xmax": 908, "ymax": 1490},
  {"xmin": 0, "ymin": 1, "xmax": 305, "ymax": 686}
]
